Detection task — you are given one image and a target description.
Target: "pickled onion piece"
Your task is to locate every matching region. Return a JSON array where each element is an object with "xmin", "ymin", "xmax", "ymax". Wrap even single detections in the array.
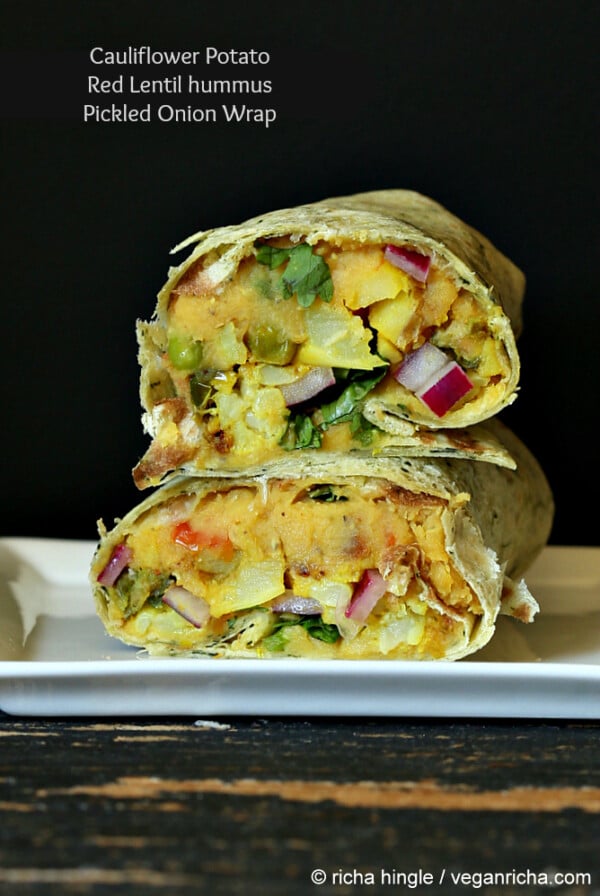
[
  {"xmin": 279, "ymin": 366, "xmax": 335, "ymax": 406},
  {"xmin": 394, "ymin": 343, "xmax": 473, "ymax": 416},
  {"xmin": 97, "ymin": 543, "xmax": 133, "ymax": 586},
  {"xmin": 393, "ymin": 342, "xmax": 448, "ymax": 391},
  {"xmin": 162, "ymin": 585, "xmax": 210, "ymax": 628},
  {"xmin": 384, "ymin": 245, "xmax": 431, "ymax": 282},
  {"xmin": 417, "ymin": 361, "xmax": 473, "ymax": 417},
  {"xmin": 345, "ymin": 569, "xmax": 388, "ymax": 623}
]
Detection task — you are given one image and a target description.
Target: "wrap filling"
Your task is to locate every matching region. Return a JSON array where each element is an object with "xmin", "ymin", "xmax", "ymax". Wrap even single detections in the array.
[
  {"xmin": 135, "ymin": 239, "xmax": 512, "ymax": 486},
  {"xmin": 94, "ymin": 475, "xmax": 486, "ymax": 659}
]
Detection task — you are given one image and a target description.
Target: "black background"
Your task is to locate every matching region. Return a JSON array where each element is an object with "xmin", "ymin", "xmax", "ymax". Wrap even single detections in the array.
[{"xmin": 1, "ymin": 0, "xmax": 598, "ymax": 544}]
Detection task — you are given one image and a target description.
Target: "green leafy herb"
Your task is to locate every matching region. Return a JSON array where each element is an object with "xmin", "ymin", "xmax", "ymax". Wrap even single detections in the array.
[
  {"xmin": 349, "ymin": 413, "xmax": 377, "ymax": 445},
  {"xmin": 190, "ymin": 374, "xmax": 213, "ymax": 409},
  {"xmin": 280, "ymin": 413, "xmax": 322, "ymax": 451},
  {"xmin": 300, "ymin": 617, "xmax": 340, "ymax": 643},
  {"xmin": 306, "ymin": 484, "xmax": 348, "ymax": 502},
  {"xmin": 454, "ymin": 354, "xmax": 480, "ymax": 370},
  {"xmin": 255, "ymin": 242, "xmax": 333, "ymax": 308},
  {"xmin": 319, "ymin": 368, "xmax": 388, "ymax": 429},
  {"xmin": 263, "ymin": 613, "xmax": 340, "ymax": 652},
  {"xmin": 255, "ymin": 244, "xmax": 293, "ymax": 269},
  {"xmin": 190, "ymin": 368, "xmax": 221, "ymax": 410},
  {"xmin": 262, "ymin": 628, "xmax": 289, "ymax": 652},
  {"xmin": 115, "ymin": 569, "xmax": 174, "ymax": 617},
  {"xmin": 280, "ymin": 368, "xmax": 387, "ymax": 450},
  {"xmin": 146, "ymin": 574, "xmax": 176, "ymax": 608},
  {"xmin": 281, "ymin": 244, "xmax": 333, "ymax": 307}
]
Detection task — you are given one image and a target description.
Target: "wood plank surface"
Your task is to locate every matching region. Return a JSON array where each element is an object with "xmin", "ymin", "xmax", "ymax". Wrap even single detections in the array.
[{"xmin": 0, "ymin": 717, "xmax": 599, "ymax": 895}]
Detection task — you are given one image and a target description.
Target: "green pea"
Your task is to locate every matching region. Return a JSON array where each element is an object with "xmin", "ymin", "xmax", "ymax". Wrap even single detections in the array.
[
  {"xmin": 247, "ymin": 325, "xmax": 296, "ymax": 365},
  {"xmin": 168, "ymin": 335, "xmax": 204, "ymax": 370}
]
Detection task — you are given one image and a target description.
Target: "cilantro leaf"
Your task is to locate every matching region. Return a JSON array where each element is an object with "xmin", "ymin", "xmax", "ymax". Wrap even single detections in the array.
[
  {"xmin": 280, "ymin": 243, "xmax": 334, "ymax": 307},
  {"xmin": 255, "ymin": 244, "xmax": 292, "ymax": 269},
  {"xmin": 255, "ymin": 242, "xmax": 333, "ymax": 308}
]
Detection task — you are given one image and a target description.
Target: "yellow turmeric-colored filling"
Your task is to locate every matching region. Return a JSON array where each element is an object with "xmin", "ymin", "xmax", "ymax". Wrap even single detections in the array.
[
  {"xmin": 134, "ymin": 241, "xmax": 511, "ymax": 486},
  {"xmin": 100, "ymin": 477, "xmax": 481, "ymax": 658}
]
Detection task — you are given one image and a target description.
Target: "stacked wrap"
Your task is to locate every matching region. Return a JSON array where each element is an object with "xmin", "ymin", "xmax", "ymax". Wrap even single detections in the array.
[{"xmin": 91, "ymin": 191, "xmax": 554, "ymax": 659}]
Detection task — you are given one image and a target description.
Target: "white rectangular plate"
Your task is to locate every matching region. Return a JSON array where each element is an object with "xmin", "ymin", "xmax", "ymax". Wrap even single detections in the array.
[{"xmin": 1, "ymin": 538, "xmax": 599, "ymax": 718}]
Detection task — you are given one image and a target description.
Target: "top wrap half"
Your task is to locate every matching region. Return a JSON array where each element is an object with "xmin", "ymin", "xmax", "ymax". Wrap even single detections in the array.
[{"xmin": 134, "ymin": 190, "xmax": 524, "ymax": 488}]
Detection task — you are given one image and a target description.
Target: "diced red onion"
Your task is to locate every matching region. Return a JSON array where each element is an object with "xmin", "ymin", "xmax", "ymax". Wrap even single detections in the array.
[
  {"xmin": 345, "ymin": 569, "xmax": 388, "ymax": 623},
  {"xmin": 97, "ymin": 543, "xmax": 133, "ymax": 586},
  {"xmin": 384, "ymin": 245, "xmax": 431, "ymax": 282},
  {"xmin": 270, "ymin": 593, "xmax": 323, "ymax": 615},
  {"xmin": 162, "ymin": 585, "xmax": 210, "ymax": 628},
  {"xmin": 279, "ymin": 366, "xmax": 335, "ymax": 407},
  {"xmin": 417, "ymin": 361, "xmax": 473, "ymax": 417},
  {"xmin": 393, "ymin": 342, "xmax": 448, "ymax": 392},
  {"xmin": 394, "ymin": 342, "xmax": 474, "ymax": 417}
]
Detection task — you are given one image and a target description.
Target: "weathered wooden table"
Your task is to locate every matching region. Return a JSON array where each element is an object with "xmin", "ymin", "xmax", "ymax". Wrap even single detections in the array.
[{"xmin": 1, "ymin": 715, "xmax": 598, "ymax": 894}]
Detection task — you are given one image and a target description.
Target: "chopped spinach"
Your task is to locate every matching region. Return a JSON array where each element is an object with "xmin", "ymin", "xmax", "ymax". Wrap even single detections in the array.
[
  {"xmin": 280, "ymin": 413, "xmax": 323, "ymax": 451},
  {"xmin": 301, "ymin": 617, "xmax": 341, "ymax": 643},
  {"xmin": 281, "ymin": 367, "xmax": 387, "ymax": 451},
  {"xmin": 349, "ymin": 412, "xmax": 378, "ymax": 445},
  {"xmin": 263, "ymin": 613, "xmax": 340, "ymax": 652},
  {"xmin": 320, "ymin": 368, "xmax": 388, "ymax": 428}
]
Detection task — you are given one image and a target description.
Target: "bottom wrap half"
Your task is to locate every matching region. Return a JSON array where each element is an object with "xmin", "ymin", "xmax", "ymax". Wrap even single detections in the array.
[{"xmin": 91, "ymin": 425, "xmax": 553, "ymax": 660}]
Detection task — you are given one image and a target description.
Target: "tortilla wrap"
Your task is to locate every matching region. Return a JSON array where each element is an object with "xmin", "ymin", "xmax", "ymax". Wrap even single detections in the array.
[
  {"xmin": 92, "ymin": 423, "xmax": 552, "ymax": 661},
  {"xmin": 133, "ymin": 190, "xmax": 523, "ymax": 488}
]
